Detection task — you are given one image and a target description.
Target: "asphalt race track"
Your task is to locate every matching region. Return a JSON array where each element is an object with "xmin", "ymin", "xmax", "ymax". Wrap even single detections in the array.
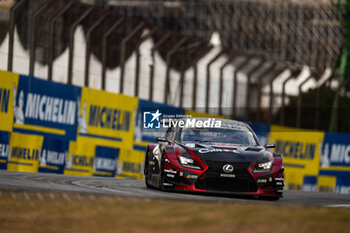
[{"xmin": 1, "ymin": 170, "xmax": 350, "ymax": 207}]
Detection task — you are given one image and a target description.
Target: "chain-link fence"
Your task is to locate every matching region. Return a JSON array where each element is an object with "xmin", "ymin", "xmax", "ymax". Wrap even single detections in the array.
[
  {"xmin": 1, "ymin": 0, "xmax": 349, "ymax": 131},
  {"xmin": 103, "ymin": 0, "xmax": 346, "ymax": 72}
]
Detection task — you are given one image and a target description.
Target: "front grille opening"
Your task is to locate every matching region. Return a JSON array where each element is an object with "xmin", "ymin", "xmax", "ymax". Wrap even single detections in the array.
[
  {"xmin": 195, "ymin": 160, "xmax": 257, "ymax": 192},
  {"xmin": 195, "ymin": 178, "xmax": 257, "ymax": 192}
]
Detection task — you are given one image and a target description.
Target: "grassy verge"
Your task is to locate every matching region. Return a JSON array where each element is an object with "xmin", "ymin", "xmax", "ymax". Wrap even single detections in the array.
[{"xmin": 0, "ymin": 190, "xmax": 349, "ymax": 233}]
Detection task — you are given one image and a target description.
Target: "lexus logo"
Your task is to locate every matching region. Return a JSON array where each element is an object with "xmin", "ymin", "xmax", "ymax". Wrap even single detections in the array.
[{"xmin": 223, "ymin": 164, "xmax": 234, "ymax": 173}]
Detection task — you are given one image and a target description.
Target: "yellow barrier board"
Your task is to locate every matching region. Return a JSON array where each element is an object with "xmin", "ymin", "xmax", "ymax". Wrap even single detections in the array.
[
  {"xmin": 120, "ymin": 141, "xmax": 149, "ymax": 179},
  {"xmin": 317, "ymin": 175, "xmax": 336, "ymax": 192},
  {"xmin": 269, "ymin": 125, "xmax": 324, "ymax": 189},
  {"xmin": 65, "ymin": 87, "xmax": 138, "ymax": 177},
  {"xmin": 65, "ymin": 135, "xmax": 131, "ymax": 177},
  {"xmin": 0, "ymin": 71, "xmax": 19, "ymax": 132},
  {"xmin": 77, "ymin": 87, "xmax": 138, "ymax": 148},
  {"xmin": 118, "ymin": 147, "xmax": 144, "ymax": 179},
  {"xmin": 64, "ymin": 139, "xmax": 95, "ymax": 176},
  {"xmin": 7, "ymin": 132, "xmax": 43, "ymax": 172}
]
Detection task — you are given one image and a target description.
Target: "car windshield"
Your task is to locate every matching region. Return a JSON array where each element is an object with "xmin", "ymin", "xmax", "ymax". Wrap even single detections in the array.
[{"xmin": 180, "ymin": 127, "xmax": 257, "ymax": 146}]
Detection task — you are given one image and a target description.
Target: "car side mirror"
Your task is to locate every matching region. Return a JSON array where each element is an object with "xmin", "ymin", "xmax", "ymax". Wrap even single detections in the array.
[
  {"xmin": 156, "ymin": 137, "xmax": 167, "ymax": 142},
  {"xmin": 264, "ymin": 144, "xmax": 275, "ymax": 149}
]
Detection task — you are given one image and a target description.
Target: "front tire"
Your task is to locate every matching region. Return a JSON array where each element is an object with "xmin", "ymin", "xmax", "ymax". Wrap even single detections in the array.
[
  {"xmin": 158, "ymin": 155, "xmax": 166, "ymax": 190},
  {"xmin": 145, "ymin": 173, "xmax": 152, "ymax": 189},
  {"xmin": 144, "ymin": 152, "xmax": 153, "ymax": 189}
]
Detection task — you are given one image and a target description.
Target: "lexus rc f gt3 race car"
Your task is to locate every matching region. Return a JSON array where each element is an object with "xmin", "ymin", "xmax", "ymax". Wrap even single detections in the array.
[{"xmin": 144, "ymin": 118, "xmax": 284, "ymax": 200}]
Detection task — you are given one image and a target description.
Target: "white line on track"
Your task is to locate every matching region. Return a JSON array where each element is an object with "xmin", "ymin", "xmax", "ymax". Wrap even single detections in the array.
[
  {"xmin": 62, "ymin": 193, "xmax": 72, "ymax": 203},
  {"xmin": 49, "ymin": 192, "xmax": 56, "ymax": 200},
  {"xmin": 76, "ymin": 194, "xmax": 83, "ymax": 201},
  {"xmin": 36, "ymin": 192, "xmax": 44, "ymax": 201},
  {"xmin": 89, "ymin": 194, "xmax": 96, "ymax": 201},
  {"xmin": 24, "ymin": 192, "xmax": 35, "ymax": 207}
]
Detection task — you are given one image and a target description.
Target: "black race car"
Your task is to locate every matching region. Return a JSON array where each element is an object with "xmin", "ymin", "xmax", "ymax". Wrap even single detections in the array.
[{"xmin": 144, "ymin": 118, "xmax": 284, "ymax": 200}]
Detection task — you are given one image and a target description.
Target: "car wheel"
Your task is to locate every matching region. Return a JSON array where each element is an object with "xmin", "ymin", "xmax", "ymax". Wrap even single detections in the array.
[
  {"xmin": 158, "ymin": 156, "xmax": 165, "ymax": 190},
  {"xmin": 145, "ymin": 173, "xmax": 152, "ymax": 189},
  {"xmin": 144, "ymin": 155, "xmax": 152, "ymax": 189}
]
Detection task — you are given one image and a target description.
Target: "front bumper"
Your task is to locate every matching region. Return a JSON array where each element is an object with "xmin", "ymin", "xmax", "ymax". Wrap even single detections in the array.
[{"xmin": 163, "ymin": 160, "xmax": 284, "ymax": 197}]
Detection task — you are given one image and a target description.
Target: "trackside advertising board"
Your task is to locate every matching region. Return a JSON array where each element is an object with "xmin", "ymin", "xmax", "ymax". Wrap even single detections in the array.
[
  {"xmin": 10, "ymin": 75, "xmax": 82, "ymax": 173},
  {"xmin": 65, "ymin": 87, "xmax": 138, "ymax": 177},
  {"xmin": 8, "ymin": 132, "xmax": 43, "ymax": 172},
  {"xmin": 2, "ymin": 69, "xmax": 350, "ymax": 194},
  {"xmin": 0, "ymin": 71, "xmax": 18, "ymax": 131},
  {"xmin": 13, "ymin": 75, "xmax": 81, "ymax": 141},
  {"xmin": 0, "ymin": 71, "xmax": 19, "ymax": 169},
  {"xmin": 320, "ymin": 133, "xmax": 350, "ymax": 193},
  {"xmin": 269, "ymin": 125, "xmax": 325, "ymax": 190}
]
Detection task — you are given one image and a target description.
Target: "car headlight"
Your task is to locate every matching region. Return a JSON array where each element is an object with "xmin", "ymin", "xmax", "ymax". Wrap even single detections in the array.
[
  {"xmin": 178, "ymin": 156, "xmax": 194, "ymax": 165},
  {"xmin": 258, "ymin": 161, "xmax": 273, "ymax": 170},
  {"xmin": 252, "ymin": 155, "xmax": 273, "ymax": 173},
  {"xmin": 177, "ymin": 155, "xmax": 201, "ymax": 170}
]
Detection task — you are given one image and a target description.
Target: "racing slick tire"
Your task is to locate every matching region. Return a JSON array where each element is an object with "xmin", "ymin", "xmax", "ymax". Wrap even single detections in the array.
[
  {"xmin": 144, "ymin": 153, "xmax": 153, "ymax": 189},
  {"xmin": 158, "ymin": 156, "xmax": 166, "ymax": 191}
]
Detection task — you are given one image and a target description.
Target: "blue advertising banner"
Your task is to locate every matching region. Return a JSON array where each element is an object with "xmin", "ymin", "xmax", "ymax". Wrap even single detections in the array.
[
  {"xmin": 94, "ymin": 145, "xmax": 120, "ymax": 177},
  {"xmin": 335, "ymin": 176, "xmax": 350, "ymax": 194},
  {"xmin": 302, "ymin": 175, "xmax": 317, "ymax": 192},
  {"xmin": 320, "ymin": 132, "xmax": 350, "ymax": 194},
  {"xmin": 0, "ymin": 130, "xmax": 10, "ymax": 170},
  {"xmin": 250, "ymin": 122, "xmax": 270, "ymax": 146},
  {"xmin": 12, "ymin": 75, "xmax": 81, "ymax": 141},
  {"xmin": 38, "ymin": 138, "xmax": 69, "ymax": 174},
  {"xmin": 320, "ymin": 132, "xmax": 350, "ymax": 168},
  {"xmin": 134, "ymin": 99, "xmax": 186, "ymax": 143}
]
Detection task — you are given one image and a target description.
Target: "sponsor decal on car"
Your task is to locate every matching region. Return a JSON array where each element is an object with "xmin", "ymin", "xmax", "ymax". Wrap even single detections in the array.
[
  {"xmin": 185, "ymin": 143, "xmax": 195, "ymax": 148},
  {"xmin": 164, "ymin": 169, "xmax": 177, "ymax": 174},
  {"xmin": 185, "ymin": 174, "xmax": 198, "ymax": 179},
  {"xmin": 220, "ymin": 174, "xmax": 236, "ymax": 178},
  {"xmin": 198, "ymin": 148, "xmax": 223, "ymax": 153}
]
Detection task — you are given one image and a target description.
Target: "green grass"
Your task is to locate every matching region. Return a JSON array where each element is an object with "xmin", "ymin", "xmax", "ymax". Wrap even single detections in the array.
[{"xmin": 0, "ymin": 190, "xmax": 349, "ymax": 233}]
